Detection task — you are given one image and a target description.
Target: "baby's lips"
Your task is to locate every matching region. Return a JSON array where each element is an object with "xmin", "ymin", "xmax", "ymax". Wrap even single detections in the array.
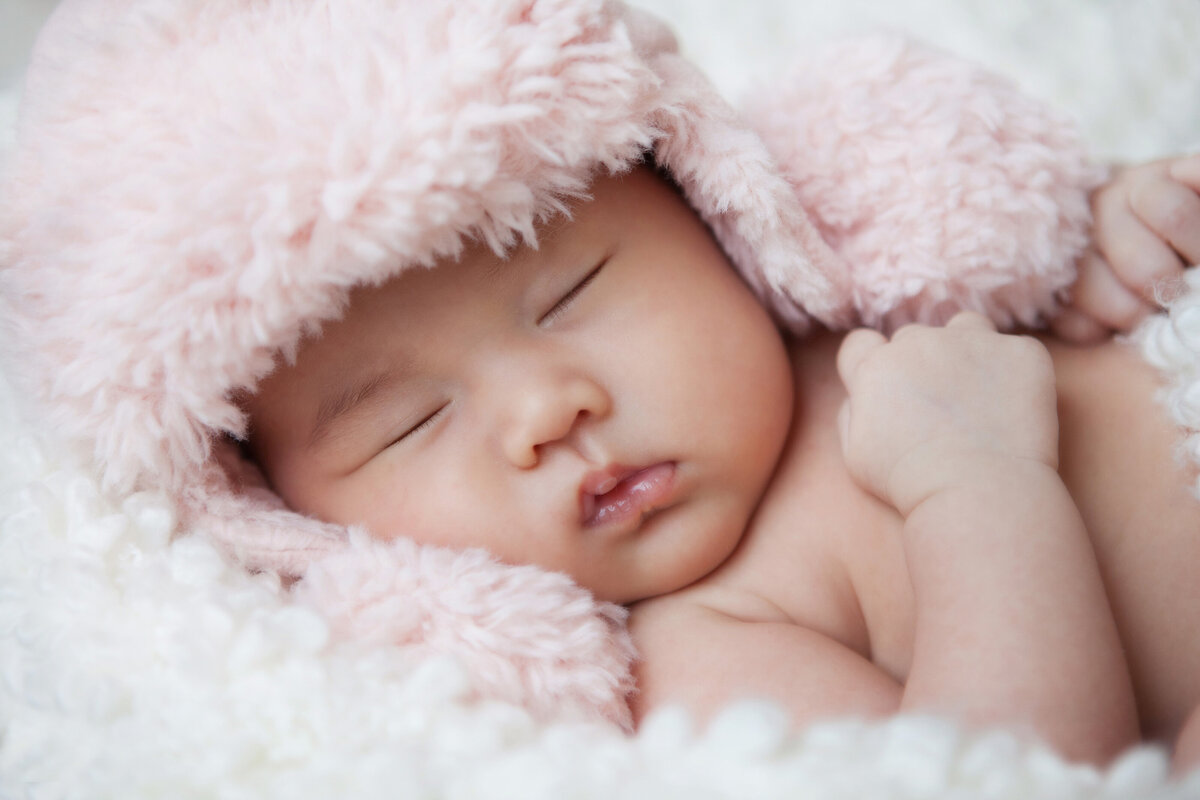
[
  {"xmin": 579, "ymin": 462, "xmax": 677, "ymax": 528},
  {"xmin": 579, "ymin": 464, "xmax": 634, "ymax": 525}
]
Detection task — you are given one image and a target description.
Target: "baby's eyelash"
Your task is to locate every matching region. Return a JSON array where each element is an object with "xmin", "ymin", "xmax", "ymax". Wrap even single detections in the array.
[
  {"xmin": 538, "ymin": 258, "xmax": 608, "ymax": 326},
  {"xmin": 392, "ymin": 404, "xmax": 447, "ymax": 446}
]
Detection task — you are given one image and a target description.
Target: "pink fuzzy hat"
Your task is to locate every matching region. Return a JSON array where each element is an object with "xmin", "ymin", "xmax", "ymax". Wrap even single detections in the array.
[{"xmin": 0, "ymin": 0, "xmax": 1097, "ymax": 726}]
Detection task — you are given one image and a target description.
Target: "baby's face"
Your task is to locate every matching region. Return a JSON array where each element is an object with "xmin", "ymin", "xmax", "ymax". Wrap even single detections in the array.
[{"xmin": 246, "ymin": 167, "xmax": 794, "ymax": 603}]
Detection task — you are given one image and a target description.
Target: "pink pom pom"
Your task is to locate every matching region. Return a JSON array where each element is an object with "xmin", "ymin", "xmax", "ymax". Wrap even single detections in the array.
[{"xmin": 746, "ymin": 34, "xmax": 1107, "ymax": 331}]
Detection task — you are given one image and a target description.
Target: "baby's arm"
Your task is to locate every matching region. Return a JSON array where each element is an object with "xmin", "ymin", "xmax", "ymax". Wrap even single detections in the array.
[
  {"xmin": 1054, "ymin": 154, "xmax": 1200, "ymax": 342},
  {"xmin": 632, "ymin": 314, "xmax": 1135, "ymax": 762},
  {"xmin": 837, "ymin": 312, "xmax": 1137, "ymax": 760}
]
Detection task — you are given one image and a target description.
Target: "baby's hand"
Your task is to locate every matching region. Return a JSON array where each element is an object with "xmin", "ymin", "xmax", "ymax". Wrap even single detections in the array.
[
  {"xmin": 836, "ymin": 312, "xmax": 1059, "ymax": 515},
  {"xmin": 1053, "ymin": 154, "xmax": 1200, "ymax": 342}
]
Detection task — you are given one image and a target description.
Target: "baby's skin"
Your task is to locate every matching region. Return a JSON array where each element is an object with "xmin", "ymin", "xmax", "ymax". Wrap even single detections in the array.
[{"xmin": 245, "ymin": 163, "xmax": 1200, "ymax": 766}]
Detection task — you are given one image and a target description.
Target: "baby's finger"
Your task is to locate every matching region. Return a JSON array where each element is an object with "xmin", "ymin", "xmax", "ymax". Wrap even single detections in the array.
[
  {"xmin": 887, "ymin": 322, "xmax": 927, "ymax": 343},
  {"xmin": 1168, "ymin": 154, "xmax": 1200, "ymax": 190},
  {"xmin": 836, "ymin": 328, "xmax": 886, "ymax": 387},
  {"xmin": 1049, "ymin": 306, "xmax": 1109, "ymax": 344},
  {"xmin": 1093, "ymin": 198, "xmax": 1185, "ymax": 305},
  {"xmin": 1130, "ymin": 175, "xmax": 1200, "ymax": 266},
  {"xmin": 1069, "ymin": 249, "xmax": 1153, "ymax": 331},
  {"xmin": 944, "ymin": 310, "xmax": 996, "ymax": 331}
]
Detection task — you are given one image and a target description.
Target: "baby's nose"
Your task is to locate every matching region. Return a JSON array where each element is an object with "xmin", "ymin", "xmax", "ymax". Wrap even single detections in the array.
[{"xmin": 500, "ymin": 370, "xmax": 611, "ymax": 468}]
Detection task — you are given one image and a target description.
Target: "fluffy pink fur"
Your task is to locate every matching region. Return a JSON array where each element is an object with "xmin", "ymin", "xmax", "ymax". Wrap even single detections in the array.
[
  {"xmin": 0, "ymin": 0, "xmax": 1098, "ymax": 725},
  {"xmin": 745, "ymin": 35, "xmax": 1105, "ymax": 331},
  {"xmin": 293, "ymin": 533, "xmax": 637, "ymax": 728}
]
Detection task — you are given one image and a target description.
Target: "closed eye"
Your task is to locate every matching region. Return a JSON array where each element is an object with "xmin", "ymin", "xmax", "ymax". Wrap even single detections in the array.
[
  {"xmin": 538, "ymin": 257, "xmax": 609, "ymax": 326},
  {"xmin": 389, "ymin": 403, "xmax": 447, "ymax": 447}
]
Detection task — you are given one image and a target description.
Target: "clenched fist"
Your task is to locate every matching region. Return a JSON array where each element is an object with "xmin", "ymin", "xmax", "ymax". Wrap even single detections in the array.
[{"xmin": 836, "ymin": 312, "xmax": 1059, "ymax": 515}]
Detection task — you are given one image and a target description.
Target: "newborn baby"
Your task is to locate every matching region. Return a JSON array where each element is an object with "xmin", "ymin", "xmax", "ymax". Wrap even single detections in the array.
[
  {"xmin": 243, "ymin": 162, "xmax": 1200, "ymax": 765},
  {"xmin": 9, "ymin": 0, "xmax": 1199, "ymax": 776}
]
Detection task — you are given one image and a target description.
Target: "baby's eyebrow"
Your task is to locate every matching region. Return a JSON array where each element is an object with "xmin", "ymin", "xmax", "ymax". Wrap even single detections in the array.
[{"xmin": 307, "ymin": 370, "xmax": 395, "ymax": 450}]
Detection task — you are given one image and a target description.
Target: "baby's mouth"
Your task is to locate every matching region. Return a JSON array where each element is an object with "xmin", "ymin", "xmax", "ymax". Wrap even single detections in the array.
[{"xmin": 579, "ymin": 462, "xmax": 677, "ymax": 530}]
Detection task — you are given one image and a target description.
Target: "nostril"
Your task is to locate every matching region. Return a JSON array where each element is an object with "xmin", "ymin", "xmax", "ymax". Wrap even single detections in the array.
[
  {"xmin": 499, "ymin": 370, "xmax": 611, "ymax": 467},
  {"xmin": 504, "ymin": 433, "xmax": 540, "ymax": 469}
]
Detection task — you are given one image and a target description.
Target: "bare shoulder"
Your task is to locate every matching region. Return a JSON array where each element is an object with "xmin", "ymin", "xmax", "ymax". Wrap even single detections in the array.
[
  {"xmin": 628, "ymin": 592, "xmax": 901, "ymax": 728},
  {"xmin": 623, "ymin": 330, "xmax": 910, "ymax": 729}
]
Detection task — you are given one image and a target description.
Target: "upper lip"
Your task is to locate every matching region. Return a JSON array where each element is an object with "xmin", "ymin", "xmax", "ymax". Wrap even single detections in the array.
[
  {"xmin": 580, "ymin": 464, "xmax": 639, "ymax": 499},
  {"xmin": 578, "ymin": 462, "xmax": 674, "ymax": 528}
]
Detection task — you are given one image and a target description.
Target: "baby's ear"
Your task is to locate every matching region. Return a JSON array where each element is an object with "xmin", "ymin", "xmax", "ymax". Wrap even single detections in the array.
[{"xmin": 743, "ymin": 34, "xmax": 1104, "ymax": 332}]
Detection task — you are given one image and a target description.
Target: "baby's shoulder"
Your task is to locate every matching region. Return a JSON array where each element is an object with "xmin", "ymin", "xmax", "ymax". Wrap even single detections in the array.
[
  {"xmin": 626, "ymin": 570, "xmax": 901, "ymax": 726},
  {"xmin": 627, "ymin": 494, "xmax": 877, "ymax": 674}
]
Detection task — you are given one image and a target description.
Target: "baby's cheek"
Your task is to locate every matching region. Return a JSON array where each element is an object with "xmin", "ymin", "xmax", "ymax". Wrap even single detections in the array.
[
  {"xmin": 372, "ymin": 455, "xmax": 531, "ymax": 557},
  {"xmin": 325, "ymin": 456, "xmax": 461, "ymax": 545},
  {"xmin": 735, "ymin": 341, "xmax": 795, "ymax": 481}
]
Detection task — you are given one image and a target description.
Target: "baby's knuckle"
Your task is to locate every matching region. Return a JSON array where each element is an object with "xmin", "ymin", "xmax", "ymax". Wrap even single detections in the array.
[
  {"xmin": 1110, "ymin": 298, "xmax": 1150, "ymax": 331},
  {"xmin": 1102, "ymin": 240, "xmax": 1139, "ymax": 274},
  {"xmin": 1009, "ymin": 334, "xmax": 1053, "ymax": 369},
  {"xmin": 1107, "ymin": 246, "xmax": 1175, "ymax": 292},
  {"xmin": 951, "ymin": 310, "xmax": 988, "ymax": 326},
  {"xmin": 1122, "ymin": 159, "xmax": 1171, "ymax": 186},
  {"xmin": 857, "ymin": 341, "xmax": 899, "ymax": 373},
  {"xmin": 1012, "ymin": 331, "xmax": 1048, "ymax": 355},
  {"xmin": 1135, "ymin": 255, "xmax": 1182, "ymax": 296},
  {"xmin": 1090, "ymin": 185, "xmax": 1123, "ymax": 221},
  {"xmin": 888, "ymin": 323, "xmax": 922, "ymax": 344},
  {"xmin": 1143, "ymin": 192, "xmax": 1193, "ymax": 237}
]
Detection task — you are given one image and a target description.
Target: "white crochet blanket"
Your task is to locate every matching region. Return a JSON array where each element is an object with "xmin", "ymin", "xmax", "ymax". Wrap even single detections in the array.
[{"xmin": 3, "ymin": 1, "xmax": 1200, "ymax": 797}]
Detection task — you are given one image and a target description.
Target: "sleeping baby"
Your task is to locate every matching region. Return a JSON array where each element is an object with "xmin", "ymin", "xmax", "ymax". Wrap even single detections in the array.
[
  {"xmin": 4, "ymin": 0, "xmax": 1199, "ymax": 771},
  {"xmin": 241, "ymin": 161, "xmax": 1200, "ymax": 766}
]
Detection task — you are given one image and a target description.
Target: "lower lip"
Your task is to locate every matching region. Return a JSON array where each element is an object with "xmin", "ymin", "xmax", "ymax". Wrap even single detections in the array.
[{"xmin": 583, "ymin": 462, "xmax": 677, "ymax": 531}]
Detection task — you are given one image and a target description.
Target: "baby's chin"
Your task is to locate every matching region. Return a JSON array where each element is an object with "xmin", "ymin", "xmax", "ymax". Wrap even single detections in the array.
[{"xmin": 578, "ymin": 515, "xmax": 751, "ymax": 606}]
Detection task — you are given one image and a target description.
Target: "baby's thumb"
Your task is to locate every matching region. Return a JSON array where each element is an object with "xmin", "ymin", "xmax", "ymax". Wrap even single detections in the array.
[{"xmin": 836, "ymin": 398, "xmax": 880, "ymax": 504}]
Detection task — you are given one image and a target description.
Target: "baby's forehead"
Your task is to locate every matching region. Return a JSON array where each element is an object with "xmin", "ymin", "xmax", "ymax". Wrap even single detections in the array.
[
  {"xmin": 290, "ymin": 226, "xmax": 563, "ymax": 360},
  {"xmin": 341, "ymin": 187, "xmax": 616, "ymax": 310},
  {"xmin": 264, "ymin": 165, "xmax": 683, "ymax": 388}
]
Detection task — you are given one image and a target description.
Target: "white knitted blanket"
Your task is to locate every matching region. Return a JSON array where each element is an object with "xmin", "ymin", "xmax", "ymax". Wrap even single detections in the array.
[{"xmin": 3, "ymin": 1, "xmax": 1200, "ymax": 797}]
